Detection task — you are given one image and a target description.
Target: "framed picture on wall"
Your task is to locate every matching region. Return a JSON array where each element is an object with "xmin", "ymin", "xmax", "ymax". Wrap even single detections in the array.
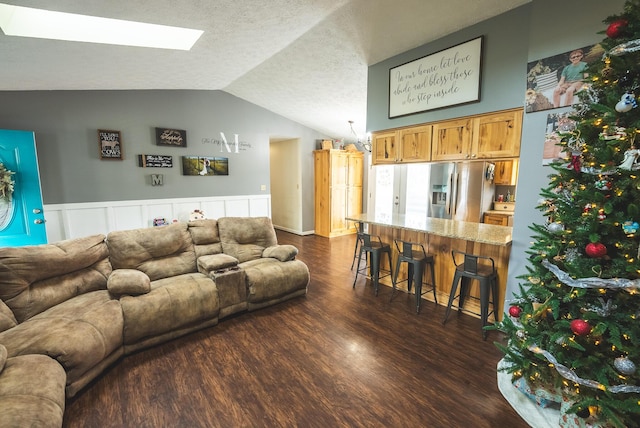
[
  {"xmin": 388, "ymin": 36, "xmax": 483, "ymax": 118},
  {"xmin": 155, "ymin": 127, "xmax": 187, "ymax": 147},
  {"xmin": 98, "ymin": 130, "xmax": 123, "ymax": 160},
  {"xmin": 525, "ymin": 44, "xmax": 602, "ymax": 113},
  {"xmin": 181, "ymin": 156, "xmax": 228, "ymax": 176}
]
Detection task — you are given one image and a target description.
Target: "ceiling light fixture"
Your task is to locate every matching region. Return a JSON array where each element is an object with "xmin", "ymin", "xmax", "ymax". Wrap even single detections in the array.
[
  {"xmin": 348, "ymin": 120, "xmax": 371, "ymax": 152},
  {"xmin": 0, "ymin": 3, "xmax": 203, "ymax": 50}
]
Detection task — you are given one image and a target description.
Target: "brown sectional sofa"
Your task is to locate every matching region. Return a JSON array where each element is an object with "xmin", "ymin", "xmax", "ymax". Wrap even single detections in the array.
[{"xmin": 0, "ymin": 217, "xmax": 309, "ymax": 428}]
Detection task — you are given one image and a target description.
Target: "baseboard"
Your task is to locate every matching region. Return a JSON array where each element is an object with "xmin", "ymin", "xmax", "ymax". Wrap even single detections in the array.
[{"xmin": 273, "ymin": 225, "xmax": 315, "ymax": 236}]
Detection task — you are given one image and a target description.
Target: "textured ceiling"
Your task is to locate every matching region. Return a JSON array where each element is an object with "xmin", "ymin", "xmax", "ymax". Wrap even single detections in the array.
[{"xmin": 0, "ymin": 0, "xmax": 530, "ymax": 140}]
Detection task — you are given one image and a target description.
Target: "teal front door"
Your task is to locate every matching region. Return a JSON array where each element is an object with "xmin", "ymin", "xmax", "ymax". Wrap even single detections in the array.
[{"xmin": 0, "ymin": 129, "xmax": 47, "ymax": 247}]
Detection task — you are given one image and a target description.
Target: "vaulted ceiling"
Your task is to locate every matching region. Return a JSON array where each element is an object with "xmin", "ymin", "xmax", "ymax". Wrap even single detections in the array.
[{"xmin": 0, "ymin": 0, "xmax": 530, "ymax": 139}]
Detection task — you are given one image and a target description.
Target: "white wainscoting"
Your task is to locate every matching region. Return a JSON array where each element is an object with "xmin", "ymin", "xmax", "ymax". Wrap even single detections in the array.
[{"xmin": 44, "ymin": 194, "xmax": 271, "ymax": 243}]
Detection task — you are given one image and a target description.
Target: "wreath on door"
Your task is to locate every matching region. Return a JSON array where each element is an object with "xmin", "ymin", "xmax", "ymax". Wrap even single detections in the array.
[{"xmin": 0, "ymin": 162, "xmax": 15, "ymax": 201}]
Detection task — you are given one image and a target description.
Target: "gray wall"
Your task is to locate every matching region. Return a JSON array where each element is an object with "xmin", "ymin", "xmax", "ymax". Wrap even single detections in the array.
[
  {"xmin": 367, "ymin": 5, "xmax": 530, "ymax": 131},
  {"xmin": 0, "ymin": 90, "xmax": 327, "ymax": 232},
  {"xmin": 366, "ymin": 0, "xmax": 626, "ymax": 303}
]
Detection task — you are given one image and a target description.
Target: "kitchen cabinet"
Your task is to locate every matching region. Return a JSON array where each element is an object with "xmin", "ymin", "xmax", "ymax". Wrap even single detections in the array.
[
  {"xmin": 372, "ymin": 108, "xmax": 523, "ymax": 164},
  {"xmin": 474, "ymin": 109, "xmax": 522, "ymax": 159},
  {"xmin": 431, "ymin": 118, "xmax": 473, "ymax": 161},
  {"xmin": 431, "ymin": 109, "xmax": 523, "ymax": 161},
  {"xmin": 314, "ymin": 150, "xmax": 363, "ymax": 237},
  {"xmin": 493, "ymin": 159, "xmax": 519, "ymax": 185},
  {"xmin": 398, "ymin": 125, "xmax": 432, "ymax": 163},
  {"xmin": 372, "ymin": 130, "xmax": 398, "ymax": 164},
  {"xmin": 483, "ymin": 212, "xmax": 513, "ymax": 226},
  {"xmin": 372, "ymin": 125, "xmax": 432, "ymax": 164}
]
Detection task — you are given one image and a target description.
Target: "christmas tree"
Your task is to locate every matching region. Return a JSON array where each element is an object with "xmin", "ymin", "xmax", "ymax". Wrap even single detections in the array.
[{"xmin": 495, "ymin": 2, "xmax": 640, "ymax": 427}]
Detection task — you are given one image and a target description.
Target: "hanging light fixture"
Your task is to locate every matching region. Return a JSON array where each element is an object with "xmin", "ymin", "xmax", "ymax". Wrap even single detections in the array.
[{"xmin": 348, "ymin": 120, "xmax": 371, "ymax": 152}]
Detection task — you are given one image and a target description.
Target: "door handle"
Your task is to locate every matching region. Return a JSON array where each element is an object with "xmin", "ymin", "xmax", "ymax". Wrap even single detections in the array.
[
  {"xmin": 34, "ymin": 219, "xmax": 46, "ymax": 224},
  {"xmin": 33, "ymin": 208, "xmax": 42, "ymax": 214}
]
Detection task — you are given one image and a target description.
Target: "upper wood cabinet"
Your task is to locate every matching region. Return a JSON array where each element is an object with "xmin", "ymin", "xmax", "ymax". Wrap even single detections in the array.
[
  {"xmin": 431, "ymin": 118, "xmax": 473, "ymax": 162},
  {"xmin": 431, "ymin": 108, "xmax": 523, "ymax": 161},
  {"xmin": 398, "ymin": 125, "xmax": 432, "ymax": 163},
  {"xmin": 372, "ymin": 130, "xmax": 398, "ymax": 164},
  {"xmin": 493, "ymin": 159, "xmax": 519, "ymax": 185},
  {"xmin": 372, "ymin": 125, "xmax": 432, "ymax": 164},
  {"xmin": 473, "ymin": 109, "xmax": 522, "ymax": 159}
]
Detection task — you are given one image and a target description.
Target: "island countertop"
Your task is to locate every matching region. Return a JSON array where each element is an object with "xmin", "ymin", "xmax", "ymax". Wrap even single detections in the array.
[{"xmin": 346, "ymin": 212, "xmax": 512, "ymax": 246}]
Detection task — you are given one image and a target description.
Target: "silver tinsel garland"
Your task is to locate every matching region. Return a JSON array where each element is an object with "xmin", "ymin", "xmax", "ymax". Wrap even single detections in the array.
[
  {"xmin": 542, "ymin": 259, "xmax": 640, "ymax": 291},
  {"xmin": 527, "ymin": 344, "xmax": 640, "ymax": 394}
]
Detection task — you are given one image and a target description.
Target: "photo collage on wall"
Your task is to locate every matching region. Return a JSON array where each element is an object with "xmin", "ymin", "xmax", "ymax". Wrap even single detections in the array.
[{"xmin": 526, "ymin": 44, "xmax": 603, "ymax": 165}]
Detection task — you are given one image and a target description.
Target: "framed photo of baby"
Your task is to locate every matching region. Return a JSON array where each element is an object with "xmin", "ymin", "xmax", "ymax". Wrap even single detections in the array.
[{"xmin": 525, "ymin": 44, "xmax": 603, "ymax": 113}]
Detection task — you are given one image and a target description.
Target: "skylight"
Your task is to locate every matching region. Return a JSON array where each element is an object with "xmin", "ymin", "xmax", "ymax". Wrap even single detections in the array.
[{"xmin": 0, "ymin": 3, "xmax": 203, "ymax": 50}]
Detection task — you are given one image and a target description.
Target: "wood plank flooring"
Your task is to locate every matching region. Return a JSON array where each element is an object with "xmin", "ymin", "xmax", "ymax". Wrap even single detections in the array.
[{"xmin": 63, "ymin": 231, "xmax": 528, "ymax": 428}]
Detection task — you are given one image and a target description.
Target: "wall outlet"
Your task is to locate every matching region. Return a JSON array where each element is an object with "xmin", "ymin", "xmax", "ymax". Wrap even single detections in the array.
[{"xmin": 260, "ymin": 184, "xmax": 267, "ymax": 191}]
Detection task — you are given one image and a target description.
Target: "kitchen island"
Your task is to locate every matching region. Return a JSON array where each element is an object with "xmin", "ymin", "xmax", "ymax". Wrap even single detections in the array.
[{"xmin": 346, "ymin": 212, "xmax": 512, "ymax": 321}]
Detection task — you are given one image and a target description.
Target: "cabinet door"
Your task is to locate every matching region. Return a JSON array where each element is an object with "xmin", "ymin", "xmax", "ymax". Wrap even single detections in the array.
[
  {"xmin": 330, "ymin": 186, "xmax": 347, "ymax": 232},
  {"xmin": 398, "ymin": 125, "xmax": 432, "ymax": 162},
  {"xmin": 331, "ymin": 151, "xmax": 348, "ymax": 186},
  {"xmin": 474, "ymin": 110, "xmax": 522, "ymax": 159},
  {"xmin": 347, "ymin": 186, "xmax": 362, "ymax": 218},
  {"xmin": 493, "ymin": 160, "xmax": 513, "ymax": 185},
  {"xmin": 347, "ymin": 152, "xmax": 363, "ymax": 187},
  {"xmin": 372, "ymin": 131, "xmax": 398, "ymax": 164},
  {"xmin": 431, "ymin": 118, "xmax": 473, "ymax": 161},
  {"xmin": 483, "ymin": 213, "xmax": 509, "ymax": 226}
]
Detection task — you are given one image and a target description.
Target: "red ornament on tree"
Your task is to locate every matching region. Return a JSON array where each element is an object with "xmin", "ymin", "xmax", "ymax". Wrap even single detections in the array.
[
  {"xmin": 585, "ymin": 242, "xmax": 607, "ymax": 258},
  {"xmin": 606, "ymin": 19, "xmax": 628, "ymax": 38},
  {"xmin": 570, "ymin": 319, "xmax": 592, "ymax": 336},
  {"xmin": 508, "ymin": 305, "xmax": 522, "ymax": 317}
]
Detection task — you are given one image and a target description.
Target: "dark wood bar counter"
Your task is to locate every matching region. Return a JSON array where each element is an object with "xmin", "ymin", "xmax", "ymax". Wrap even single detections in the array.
[{"xmin": 346, "ymin": 212, "xmax": 513, "ymax": 321}]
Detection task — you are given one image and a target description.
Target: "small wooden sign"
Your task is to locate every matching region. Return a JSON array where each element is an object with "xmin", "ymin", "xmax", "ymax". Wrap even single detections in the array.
[
  {"xmin": 98, "ymin": 130, "xmax": 123, "ymax": 160},
  {"xmin": 138, "ymin": 154, "xmax": 173, "ymax": 168},
  {"xmin": 155, "ymin": 128, "xmax": 187, "ymax": 147}
]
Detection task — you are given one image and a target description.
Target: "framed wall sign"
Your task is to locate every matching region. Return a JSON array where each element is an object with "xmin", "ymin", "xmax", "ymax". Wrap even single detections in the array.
[
  {"xmin": 138, "ymin": 154, "xmax": 173, "ymax": 168},
  {"xmin": 155, "ymin": 128, "xmax": 187, "ymax": 147},
  {"xmin": 389, "ymin": 36, "xmax": 483, "ymax": 118},
  {"xmin": 98, "ymin": 130, "xmax": 123, "ymax": 160}
]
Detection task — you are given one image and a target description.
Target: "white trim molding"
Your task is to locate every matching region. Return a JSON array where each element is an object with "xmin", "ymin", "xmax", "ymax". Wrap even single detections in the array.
[{"xmin": 44, "ymin": 194, "xmax": 271, "ymax": 243}]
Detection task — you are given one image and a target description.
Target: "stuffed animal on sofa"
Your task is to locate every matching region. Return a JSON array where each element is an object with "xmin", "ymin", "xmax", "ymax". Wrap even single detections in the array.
[{"xmin": 189, "ymin": 209, "xmax": 206, "ymax": 221}]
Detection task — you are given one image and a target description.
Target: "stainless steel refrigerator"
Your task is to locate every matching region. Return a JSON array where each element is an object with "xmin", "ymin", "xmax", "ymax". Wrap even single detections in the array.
[{"xmin": 427, "ymin": 161, "xmax": 494, "ymax": 222}]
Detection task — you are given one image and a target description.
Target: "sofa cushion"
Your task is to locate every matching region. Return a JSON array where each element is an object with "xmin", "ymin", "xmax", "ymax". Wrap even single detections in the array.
[
  {"xmin": 119, "ymin": 272, "xmax": 219, "ymax": 345},
  {"xmin": 241, "ymin": 258, "xmax": 309, "ymax": 303},
  {"xmin": 218, "ymin": 217, "xmax": 278, "ymax": 263},
  {"xmin": 106, "ymin": 222, "xmax": 197, "ymax": 281},
  {"xmin": 0, "ymin": 234, "xmax": 111, "ymax": 323},
  {"xmin": 0, "ymin": 299, "xmax": 17, "ymax": 333},
  {"xmin": 0, "ymin": 353, "xmax": 66, "ymax": 428},
  {"xmin": 262, "ymin": 244, "xmax": 298, "ymax": 262},
  {"xmin": 188, "ymin": 219, "xmax": 223, "ymax": 258},
  {"xmin": 197, "ymin": 254, "xmax": 239, "ymax": 274},
  {"xmin": 107, "ymin": 269, "xmax": 151, "ymax": 296},
  {"xmin": 0, "ymin": 290, "xmax": 124, "ymax": 387}
]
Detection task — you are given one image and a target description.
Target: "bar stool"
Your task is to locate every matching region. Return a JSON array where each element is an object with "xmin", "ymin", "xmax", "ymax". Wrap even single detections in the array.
[
  {"xmin": 353, "ymin": 232, "xmax": 393, "ymax": 296},
  {"xmin": 442, "ymin": 250, "xmax": 498, "ymax": 340},
  {"xmin": 391, "ymin": 239, "xmax": 437, "ymax": 314},
  {"xmin": 350, "ymin": 222, "xmax": 365, "ymax": 270}
]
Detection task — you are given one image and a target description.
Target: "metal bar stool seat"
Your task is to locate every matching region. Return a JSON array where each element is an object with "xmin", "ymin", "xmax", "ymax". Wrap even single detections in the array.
[
  {"xmin": 391, "ymin": 240, "xmax": 437, "ymax": 314},
  {"xmin": 353, "ymin": 232, "xmax": 393, "ymax": 296},
  {"xmin": 442, "ymin": 250, "xmax": 498, "ymax": 340}
]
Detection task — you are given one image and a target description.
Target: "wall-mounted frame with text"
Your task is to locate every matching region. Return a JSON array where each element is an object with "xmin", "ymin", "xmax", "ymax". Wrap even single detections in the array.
[{"xmin": 389, "ymin": 36, "xmax": 483, "ymax": 118}]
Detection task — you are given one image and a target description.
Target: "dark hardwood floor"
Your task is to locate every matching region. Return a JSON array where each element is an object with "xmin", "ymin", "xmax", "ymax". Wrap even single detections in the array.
[{"xmin": 63, "ymin": 231, "xmax": 528, "ymax": 428}]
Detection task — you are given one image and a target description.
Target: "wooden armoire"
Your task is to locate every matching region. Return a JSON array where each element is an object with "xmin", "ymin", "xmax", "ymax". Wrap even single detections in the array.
[{"xmin": 313, "ymin": 149, "xmax": 363, "ymax": 238}]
